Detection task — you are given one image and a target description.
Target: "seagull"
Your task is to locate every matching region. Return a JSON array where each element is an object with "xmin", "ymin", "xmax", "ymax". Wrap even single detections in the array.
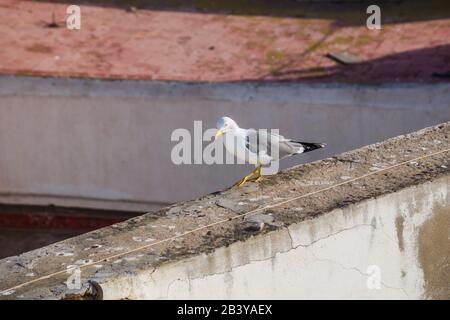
[{"xmin": 214, "ymin": 116, "xmax": 326, "ymax": 187}]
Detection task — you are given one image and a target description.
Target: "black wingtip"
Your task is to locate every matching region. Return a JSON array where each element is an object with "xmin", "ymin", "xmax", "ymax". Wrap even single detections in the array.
[{"xmin": 299, "ymin": 142, "xmax": 326, "ymax": 152}]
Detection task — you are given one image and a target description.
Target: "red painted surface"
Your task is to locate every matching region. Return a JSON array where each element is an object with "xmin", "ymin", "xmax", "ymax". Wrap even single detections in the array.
[
  {"xmin": 0, "ymin": 205, "xmax": 139, "ymax": 257},
  {"xmin": 0, "ymin": 213, "xmax": 124, "ymax": 230},
  {"xmin": 0, "ymin": 1, "xmax": 449, "ymax": 83}
]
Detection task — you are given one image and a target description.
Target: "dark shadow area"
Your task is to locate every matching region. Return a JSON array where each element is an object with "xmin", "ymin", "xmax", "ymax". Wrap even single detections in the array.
[
  {"xmin": 34, "ymin": 0, "xmax": 450, "ymax": 25},
  {"xmin": 0, "ymin": 204, "xmax": 141, "ymax": 258},
  {"xmin": 240, "ymin": 43, "xmax": 450, "ymax": 83}
]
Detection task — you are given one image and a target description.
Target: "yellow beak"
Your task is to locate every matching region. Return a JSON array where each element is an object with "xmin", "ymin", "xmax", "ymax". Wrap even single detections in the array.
[{"xmin": 214, "ymin": 129, "xmax": 224, "ymax": 139}]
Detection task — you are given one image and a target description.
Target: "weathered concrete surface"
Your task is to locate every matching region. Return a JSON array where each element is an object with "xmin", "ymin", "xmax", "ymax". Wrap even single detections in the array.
[
  {"xmin": 98, "ymin": 177, "xmax": 449, "ymax": 299},
  {"xmin": 0, "ymin": 122, "xmax": 448, "ymax": 299},
  {"xmin": 1, "ymin": 75, "xmax": 449, "ymax": 211}
]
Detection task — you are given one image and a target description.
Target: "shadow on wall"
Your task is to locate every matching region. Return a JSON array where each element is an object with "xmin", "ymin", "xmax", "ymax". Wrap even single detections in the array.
[
  {"xmin": 35, "ymin": 0, "xmax": 450, "ymax": 25},
  {"xmin": 239, "ymin": 43, "xmax": 450, "ymax": 83}
]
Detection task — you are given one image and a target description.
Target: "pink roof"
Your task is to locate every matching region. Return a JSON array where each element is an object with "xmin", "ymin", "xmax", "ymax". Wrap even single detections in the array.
[{"xmin": 0, "ymin": 1, "xmax": 449, "ymax": 83}]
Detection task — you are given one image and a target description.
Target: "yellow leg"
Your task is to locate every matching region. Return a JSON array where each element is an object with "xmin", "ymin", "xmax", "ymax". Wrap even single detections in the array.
[
  {"xmin": 249, "ymin": 165, "xmax": 263, "ymax": 182},
  {"xmin": 233, "ymin": 166, "xmax": 260, "ymax": 187}
]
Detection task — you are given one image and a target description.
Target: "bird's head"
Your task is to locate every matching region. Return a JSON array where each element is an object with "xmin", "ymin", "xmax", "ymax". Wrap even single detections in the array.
[{"xmin": 215, "ymin": 116, "xmax": 239, "ymax": 139}]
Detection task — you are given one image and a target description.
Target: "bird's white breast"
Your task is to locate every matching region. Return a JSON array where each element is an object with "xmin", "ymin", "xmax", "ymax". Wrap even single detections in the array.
[{"xmin": 223, "ymin": 129, "xmax": 271, "ymax": 165}]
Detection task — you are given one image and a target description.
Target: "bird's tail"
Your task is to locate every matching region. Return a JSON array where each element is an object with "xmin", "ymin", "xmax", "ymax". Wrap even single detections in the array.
[{"xmin": 296, "ymin": 141, "xmax": 326, "ymax": 153}]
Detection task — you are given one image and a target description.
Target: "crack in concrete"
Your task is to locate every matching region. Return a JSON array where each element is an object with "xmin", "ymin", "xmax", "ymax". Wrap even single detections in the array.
[
  {"xmin": 292, "ymin": 223, "xmax": 375, "ymax": 248},
  {"xmin": 308, "ymin": 249, "xmax": 411, "ymax": 299},
  {"xmin": 160, "ymin": 277, "xmax": 184, "ymax": 300},
  {"xmin": 158, "ymin": 223, "xmax": 389, "ymax": 297},
  {"xmin": 286, "ymin": 227, "xmax": 295, "ymax": 249},
  {"xmin": 88, "ymin": 220, "xmax": 411, "ymax": 300}
]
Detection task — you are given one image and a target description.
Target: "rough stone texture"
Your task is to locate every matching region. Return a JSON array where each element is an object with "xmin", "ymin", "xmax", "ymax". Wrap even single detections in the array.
[
  {"xmin": 0, "ymin": 122, "xmax": 449, "ymax": 299},
  {"xmin": 119, "ymin": 177, "xmax": 447, "ymax": 299}
]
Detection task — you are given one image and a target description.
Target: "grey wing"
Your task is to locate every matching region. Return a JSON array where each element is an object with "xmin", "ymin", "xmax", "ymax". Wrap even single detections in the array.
[{"xmin": 245, "ymin": 129, "xmax": 304, "ymax": 160}]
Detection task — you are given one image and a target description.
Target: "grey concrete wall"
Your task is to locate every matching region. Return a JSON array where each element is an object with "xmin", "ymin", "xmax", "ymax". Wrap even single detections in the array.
[
  {"xmin": 1, "ymin": 75, "xmax": 449, "ymax": 211},
  {"xmin": 98, "ymin": 176, "xmax": 450, "ymax": 299}
]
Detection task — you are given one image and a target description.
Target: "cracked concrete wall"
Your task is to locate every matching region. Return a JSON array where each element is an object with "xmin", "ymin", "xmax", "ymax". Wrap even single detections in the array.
[
  {"xmin": 1, "ymin": 75, "xmax": 449, "ymax": 211},
  {"xmin": 96, "ymin": 176, "xmax": 449, "ymax": 300},
  {"xmin": 0, "ymin": 121, "xmax": 448, "ymax": 300}
]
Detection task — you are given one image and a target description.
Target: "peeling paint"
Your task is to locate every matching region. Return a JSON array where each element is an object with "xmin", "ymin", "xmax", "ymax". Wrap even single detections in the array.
[
  {"xmin": 395, "ymin": 215, "xmax": 405, "ymax": 252},
  {"xmin": 418, "ymin": 205, "xmax": 450, "ymax": 299}
]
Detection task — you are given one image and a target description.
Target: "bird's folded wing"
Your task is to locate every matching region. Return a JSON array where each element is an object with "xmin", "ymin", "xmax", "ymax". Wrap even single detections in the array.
[{"xmin": 245, "ymin": 129, "xmax": 304, "ymax": 160}]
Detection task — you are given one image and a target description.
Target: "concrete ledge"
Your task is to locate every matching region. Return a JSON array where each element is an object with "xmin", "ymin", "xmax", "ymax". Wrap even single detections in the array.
[{"xmin": 0, "ymin": 122, "xmax": 449, "ymax": 299}]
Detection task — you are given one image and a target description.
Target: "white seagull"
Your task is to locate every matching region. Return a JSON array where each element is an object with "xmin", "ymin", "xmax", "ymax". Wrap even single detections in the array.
[{"xmin": 214, "ymin": 116, "xmax": 326, "ymax": 187}]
